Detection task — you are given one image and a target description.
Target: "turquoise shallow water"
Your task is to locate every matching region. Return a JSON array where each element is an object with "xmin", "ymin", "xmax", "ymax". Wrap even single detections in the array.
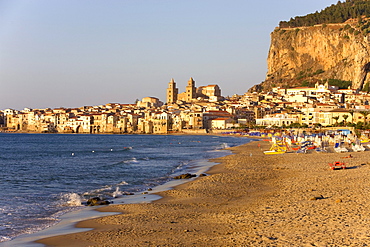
[{"xmin": 0, "ymin": 133, "xmax": 252, "ymax": 243}]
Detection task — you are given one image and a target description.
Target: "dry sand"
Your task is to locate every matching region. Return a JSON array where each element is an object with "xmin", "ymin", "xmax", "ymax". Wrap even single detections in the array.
[{"xmin": 37, "ymin": 140, "xmax": 370, "ymax": 246}]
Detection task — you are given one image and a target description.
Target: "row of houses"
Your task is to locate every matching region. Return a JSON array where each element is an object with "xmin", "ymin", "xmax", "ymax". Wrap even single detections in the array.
[
  {"xmin": 3, "ymin": 82, "xmax": 370, "ymax": 133},
  {"xmin": 252, "ymin": 82, "xmax": 370, "ymax": 127},
  {"xmin": 255, "ymin": 109, "xmax": 369, "ymax": 127},
  {"xmin": 0, "ymin": 99, "xmax": 255, "ymax": 134}
]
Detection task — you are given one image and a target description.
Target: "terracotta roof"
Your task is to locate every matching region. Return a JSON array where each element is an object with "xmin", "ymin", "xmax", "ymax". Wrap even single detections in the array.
[
  {"xmin": 212, "ymin": 117, "xmax": 231, "ymax": 121},
  {"xmin": 289, "ymin": 87, "xmax": 313, "ymax": 89},
  {"xmin": 328, "ymin": 109, "xmax": 351, "ymax": 112}
]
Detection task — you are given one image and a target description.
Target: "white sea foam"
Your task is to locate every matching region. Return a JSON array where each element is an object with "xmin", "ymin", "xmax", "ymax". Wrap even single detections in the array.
[
  {"xmin": 123, "ymin": 157, "xmax": 138, "ymax": 163},
  {"xmin": 221, "ymin": 143, "xmax": 230, "ymax": 149},
  {"xmin": 62, "ymin": 193, "xmax": 83, "ymax": 207},
  {"xmin": 112, "ymin": 187, "xmax": 122, "ymax": 198},
  {"xmin": 174, "ymin": 161, "xmax": 188, "ymax": 171},
  {"xmin": 88, "ymin": 185, "xmax": 113, "ymax": 194},
  {"xmin": 0, "ymin": 236, "xmax": 11, "ymax": 242},
  {"xmin": 118, "ymin": 181, "xmax": 128, "ymax": 186},
  {"xmin": 209, "ymin": 143, "xmax": 230, "ymax": 151}
]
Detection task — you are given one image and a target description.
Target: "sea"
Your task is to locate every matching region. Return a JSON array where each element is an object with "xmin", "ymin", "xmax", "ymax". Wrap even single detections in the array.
[{"xmin": 0, "ymin": 133, "xmax": 252, "ymax": 245}]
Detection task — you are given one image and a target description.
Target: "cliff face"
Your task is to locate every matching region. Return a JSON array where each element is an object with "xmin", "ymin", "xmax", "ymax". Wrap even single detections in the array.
[{"xmin": 251, "ymin": 23, "xmax": 370, "ymax": 92}]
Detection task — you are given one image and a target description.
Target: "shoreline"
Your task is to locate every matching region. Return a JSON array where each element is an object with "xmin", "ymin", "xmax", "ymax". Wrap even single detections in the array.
[
  {"xmin": 33, "ymin": 143, "xmax": 249, "ymax": 247},
  {"xmin": 8, "ymin": 139, "xmax": 368, "ymax": 246},
  {"xmin": 1, "ymin": 139, "xmax": 240, "ymax": 247}
]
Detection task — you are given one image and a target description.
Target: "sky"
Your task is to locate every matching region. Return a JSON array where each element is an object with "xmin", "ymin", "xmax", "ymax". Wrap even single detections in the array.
[{"xmin": 0, "ymin": 0, "xmax": 339, "ymax": 110}]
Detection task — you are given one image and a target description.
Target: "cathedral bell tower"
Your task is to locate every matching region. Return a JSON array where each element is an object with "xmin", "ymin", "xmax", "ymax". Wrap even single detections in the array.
[
  {"xmin": 166, "ymin": 78, "xmax": 178, "ymax": 104},
  {"xmin": 185, "ymin": 77, "xmax": 196, "ymax": 102}
]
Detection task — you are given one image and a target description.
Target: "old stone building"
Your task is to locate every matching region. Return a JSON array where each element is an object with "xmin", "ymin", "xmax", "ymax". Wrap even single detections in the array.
[
  {"xmin": 137, "ymin": 97, "xmax": 163, "ymax": 108},
  {"xmin": 166, "ymin": 78, "xmax": 178, "ymax": 104},
  {"xmin": 166, "ymin": 77, "xmax": 222, "ymax": 103},
  {"xmin": 196, "ymin": 85, "xmax": 221, "ymax": 99}
]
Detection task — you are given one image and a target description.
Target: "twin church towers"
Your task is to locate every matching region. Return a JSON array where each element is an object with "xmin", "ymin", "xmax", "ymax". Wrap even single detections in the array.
[{"xmin": 166, "ymin": 77, "xmax": 221, "ymax": 104}]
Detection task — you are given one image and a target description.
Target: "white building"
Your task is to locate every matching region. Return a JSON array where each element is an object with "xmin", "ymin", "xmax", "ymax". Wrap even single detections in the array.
[
  {"xmin": 211, "ymin": 117, "xmax": 235, "ymax": 129},
  {"xmin": 256, "ymin": 113, "xmax": 298, "ymax": 127}
]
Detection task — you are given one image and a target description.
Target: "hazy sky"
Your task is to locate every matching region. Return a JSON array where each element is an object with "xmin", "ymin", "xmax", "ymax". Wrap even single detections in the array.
[{"xmin": 0, "ymin": 0, "xmax": 338, "ymax": 110}]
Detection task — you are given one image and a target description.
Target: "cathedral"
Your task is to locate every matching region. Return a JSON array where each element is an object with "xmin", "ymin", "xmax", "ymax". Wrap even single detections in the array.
[{"xmin": 166, "ymin": 77, "xmax": 221, "ymax": 104}]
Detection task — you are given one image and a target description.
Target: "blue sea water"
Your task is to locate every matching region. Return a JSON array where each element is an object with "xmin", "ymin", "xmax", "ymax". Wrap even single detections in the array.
[{"xmin": 0, "ymin": 133, "xmax": 252, "ymax": 243}]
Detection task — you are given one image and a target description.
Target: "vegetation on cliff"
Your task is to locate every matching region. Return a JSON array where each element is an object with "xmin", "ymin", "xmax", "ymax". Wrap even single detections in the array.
[
  {"xmin": 248, "ymin": 0, "xmax": 370, "ymax": 93},
  {"xmin": 279, "ymin": 0, "xmax": 370, "ymax": 28}
]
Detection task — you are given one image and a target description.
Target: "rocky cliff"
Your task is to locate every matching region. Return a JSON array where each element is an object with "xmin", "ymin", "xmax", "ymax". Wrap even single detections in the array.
[{"xmin": 250, "ymin": 21, "xmax": 370, "ymax": 92}]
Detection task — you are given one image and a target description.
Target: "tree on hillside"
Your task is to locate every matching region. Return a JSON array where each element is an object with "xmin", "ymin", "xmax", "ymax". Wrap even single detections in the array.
[
  {"xmin": 349, "ymin": 109, "xmax": 355, "ymax": 123},
  {"xmin": 279, "ymin": 0, "xmax": 370, "ymax": 28},
  {"xmin": 332, "ymin": 116, "xmax": 340, "ymax": 125},
  {"xmin": 343, "ymin": 114, "xmax": 349, "ymax": 125},
  {"xmin": 359, "ymin": 110, "xmax": 370, "ymax": 124}
]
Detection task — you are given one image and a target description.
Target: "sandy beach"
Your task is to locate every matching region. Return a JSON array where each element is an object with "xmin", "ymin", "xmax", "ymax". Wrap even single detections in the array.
[{"xmin": 36, "ymin": 140, "xmax": 370, "ymax": 246}]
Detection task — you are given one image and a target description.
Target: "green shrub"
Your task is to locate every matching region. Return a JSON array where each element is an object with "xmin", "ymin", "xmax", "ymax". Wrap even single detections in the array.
[
  {"xmin": 279, "ymin": 1, "xmax": 370, "ymax": 28},
  {"xmin": 327, "ymin": 79, "xmax": 352, "ymax": 89}
]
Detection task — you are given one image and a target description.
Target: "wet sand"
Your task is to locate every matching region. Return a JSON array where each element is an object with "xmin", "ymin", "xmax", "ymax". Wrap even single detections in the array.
[{"xmin": 37, "ymin": 140, "xmax": 370, "ymax": 246}]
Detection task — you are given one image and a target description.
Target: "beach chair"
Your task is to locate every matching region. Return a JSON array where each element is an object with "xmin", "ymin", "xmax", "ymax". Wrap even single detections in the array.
[
  {"xmin": 352, "ymin": 144, "xmax": 365, "ymax": 152},
  {"xmin": 334, "ymin": 142, "xmax": 348, "ymax": 153},
  {"xmin": 315, "ymin": 147, "xmax": 327, "ymax": 152},
  {"xmin": 328, "ymin": 161, "xmax": 346, "ymax": 170},
  {"xmin": 296, "ymin": 147, "xmax": 307, "ymax": 154}
]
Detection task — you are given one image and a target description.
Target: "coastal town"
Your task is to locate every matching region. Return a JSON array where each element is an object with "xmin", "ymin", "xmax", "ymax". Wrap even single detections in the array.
[
  {"xmin": 1, "ymin": 77, "xmax": 370, "ymax": 134},
  {"xmin": 4, "ymin": 1, "xmax": 370, "ymax": 246}
]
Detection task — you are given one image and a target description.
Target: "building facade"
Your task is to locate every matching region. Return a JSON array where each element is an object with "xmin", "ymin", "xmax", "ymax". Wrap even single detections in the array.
[{"xmin": 166, "ymin": 78, "xmax": 178, "ymax": 104}]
